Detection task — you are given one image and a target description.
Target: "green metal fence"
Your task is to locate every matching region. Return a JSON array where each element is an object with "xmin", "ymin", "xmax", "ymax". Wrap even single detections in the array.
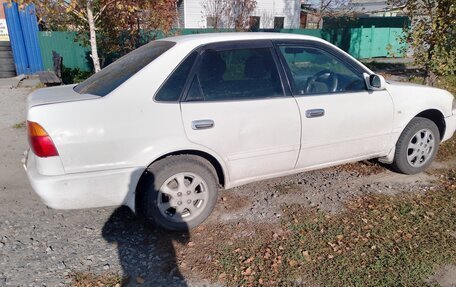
[
  {"xmin": 37, "ymin": 31, "xmax": 91, "ymax": 71},
  {"xmin": 321, "ymin": 27, "xmax": 405, "ymax": 59},
  {"xmin": 37, "ymin": 27, "xmax": 406, "ymax": 72}
]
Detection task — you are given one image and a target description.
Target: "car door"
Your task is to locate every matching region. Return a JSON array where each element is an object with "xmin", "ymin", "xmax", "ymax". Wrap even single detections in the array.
[
  {"xmin": 274, "ymin": 40, "xmax": 394, "ymax": 168},
  {"xmin": 180, "ymin": 40, "xmax": 301, "ymax": 184}
]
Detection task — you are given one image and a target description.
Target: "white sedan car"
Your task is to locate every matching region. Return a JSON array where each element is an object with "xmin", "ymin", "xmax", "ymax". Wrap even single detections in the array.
[{"xmin": 24, "ymin": 33, "xmax": 456, "ymax": 231}]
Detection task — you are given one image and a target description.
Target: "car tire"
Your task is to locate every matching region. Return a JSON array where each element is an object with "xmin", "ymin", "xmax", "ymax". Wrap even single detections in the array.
[
  {"xmin": 392, "ymin": 117, "xmax": 440, "ymax": 175},
  {"xmin": 138, "ymin": 155, "xmax": 219, "ymax": 231}
]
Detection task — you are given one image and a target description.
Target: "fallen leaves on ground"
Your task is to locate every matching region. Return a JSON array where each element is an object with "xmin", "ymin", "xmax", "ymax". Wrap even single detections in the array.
[{"xmin": 180, "ymin": 169, "xmax": 456, "ymax": 287}]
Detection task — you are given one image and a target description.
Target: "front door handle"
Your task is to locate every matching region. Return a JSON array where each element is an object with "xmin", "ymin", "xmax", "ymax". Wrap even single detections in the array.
[
  {"xmin": 192, "ymin": 119, "xmax": 214, "ymax": 130},
  {"xmin": 305, "ymin": 109, "xmax": 325, "ymax": 118}
]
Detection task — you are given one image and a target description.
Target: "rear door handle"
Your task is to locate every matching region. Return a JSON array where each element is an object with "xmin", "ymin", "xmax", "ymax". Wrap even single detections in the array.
[
  {"xmin": 192, "ymin": 119, "xmax": 214, "ymax": 130},
  {"xmin": 305, "ymin": 109, "xmax": 325, "ymax": 118}
]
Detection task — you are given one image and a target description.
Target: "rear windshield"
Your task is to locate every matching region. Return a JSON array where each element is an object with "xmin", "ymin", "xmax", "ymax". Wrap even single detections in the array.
[{"xmin": 74, "ymin": 40, "xmax": 175, "ymax": 96}]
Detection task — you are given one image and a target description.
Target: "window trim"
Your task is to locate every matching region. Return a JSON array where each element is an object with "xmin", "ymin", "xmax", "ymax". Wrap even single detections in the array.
[
  {"xmin": 153, "ymin": 50, "xmax": 199, "ymax": 103},
  {"xmin": 272, "ymin": 39, "xmax": 371, "ymax": 97},
  {"xmin": 181, "ymin": 40, "xmax": 290, "ymax": 103}
]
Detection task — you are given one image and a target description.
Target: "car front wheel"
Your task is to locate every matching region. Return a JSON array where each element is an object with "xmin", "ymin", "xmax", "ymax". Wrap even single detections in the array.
[
  {"xmin": 138, "ymin": 155, "xmax": 219, "ymax": 231},
  {"xmin": 392, "ymin": 117, "xmax": 440, "ymax": 174}
]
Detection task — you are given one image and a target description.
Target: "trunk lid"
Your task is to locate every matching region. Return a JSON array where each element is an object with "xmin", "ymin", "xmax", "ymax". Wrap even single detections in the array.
[{"xmin": 27, "ymin": 84, "xmax": 99, "ymax": 109}]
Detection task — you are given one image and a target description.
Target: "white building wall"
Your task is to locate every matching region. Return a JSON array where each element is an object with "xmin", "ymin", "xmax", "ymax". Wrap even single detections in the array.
[
  {"xmin": 184, "ymin": 0, "xmax": 301, "ymax": 29},
  {"xmin": 184, "ymin": 0, "xmax": 205, "ymax": 28}
]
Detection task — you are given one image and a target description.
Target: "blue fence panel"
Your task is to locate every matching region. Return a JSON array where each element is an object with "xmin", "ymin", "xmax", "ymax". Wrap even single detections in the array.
[
  {"xmin": 19, "ymin": 4, "xmax": 43, "ymax": 73},
  {"xmin": 3, "ymin": 2, "xmax": 28, "ymax": 74},
  {"xmin": 3, "ymin": 2, "xmax": 43, "ymax": 74}
]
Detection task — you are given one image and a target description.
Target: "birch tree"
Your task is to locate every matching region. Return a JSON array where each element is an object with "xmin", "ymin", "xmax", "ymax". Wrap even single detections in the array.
[
  {"xmin": 225, "ymin": 0, "xmax": 257, "ymax": 31},
  {"xmin": 31, "ymin": 0, "xmax": 124, "ymax": 72},
  {"xmin": 201, "ymin": 0, "xmax": 227, "ymax": 29},
  {"xmin": 28, "ymin": 0, "xmax": 177, "ymax": 72}
]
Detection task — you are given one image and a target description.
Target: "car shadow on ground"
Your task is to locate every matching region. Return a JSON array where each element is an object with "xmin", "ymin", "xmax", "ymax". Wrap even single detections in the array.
[{"xmin": 102, "ymin": 172, "xmax": 189, "ymax": 286}]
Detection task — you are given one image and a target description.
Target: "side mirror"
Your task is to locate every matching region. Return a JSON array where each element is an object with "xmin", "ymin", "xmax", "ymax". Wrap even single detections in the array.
[{"xmin": 364, "ymin": 73, "xmax": 386, "ymax": 91}]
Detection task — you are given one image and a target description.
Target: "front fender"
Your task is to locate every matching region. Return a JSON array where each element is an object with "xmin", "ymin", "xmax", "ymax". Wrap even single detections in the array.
[{"xmin": 386, "ymin": 81, "xmax": 453, "ymax": 134}]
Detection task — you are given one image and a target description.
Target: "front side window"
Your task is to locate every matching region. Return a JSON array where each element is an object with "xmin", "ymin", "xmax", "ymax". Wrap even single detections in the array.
[
  {"xmin": 278, "ymin": 45, "xmax": 366, "ymax": 95},
  {"xmin": 187, "ymin": 47, "xmax": 283, "ymax": 101},
  {"xmin": 75, "ymin": 41, "xmax": 175, "ymax": 97}
]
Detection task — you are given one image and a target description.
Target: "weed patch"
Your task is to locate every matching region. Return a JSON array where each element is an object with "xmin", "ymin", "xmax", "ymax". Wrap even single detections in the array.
[
  {"xmin": 437, "ymin": 136, "xmax": 456, "ymax": 162},
  {"xmin": 69, "ymin": 272, "xmax": 125, "ymax": 287},
  {"xmin": 12, "ymin": 121, "xmax": 25, "ymax": 129},
  {"xmin": 194, "ymin": 169, "xmax": 456, "ymax": 287},
  {"xmin": 333, "ymin": 160, "xmax": 386, "ymax": 177}
]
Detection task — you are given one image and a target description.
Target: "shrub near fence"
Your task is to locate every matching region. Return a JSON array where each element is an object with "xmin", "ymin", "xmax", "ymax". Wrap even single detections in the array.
[{"xmin": 37, "ymin": 27, "xmax": 406, "ymax": 72}]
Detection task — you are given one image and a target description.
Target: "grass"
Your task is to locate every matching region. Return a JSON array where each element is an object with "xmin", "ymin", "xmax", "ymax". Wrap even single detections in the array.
[
  {"xmin": 12, "ymin": 121, "xmax": 25, "ymax": 129},
  {"xmin": 208, "ymin": 168, "xmax": 456, "ymax": 287},
  {"xmin": 437, "ymin": 135, "xmax": 456, "ymax": 162},
  {"xmin": 69, "ymin": 272, "xmax": 125, "ymax": 287}
]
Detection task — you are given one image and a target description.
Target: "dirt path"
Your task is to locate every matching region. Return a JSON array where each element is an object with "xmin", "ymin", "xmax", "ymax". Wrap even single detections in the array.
[{"xmin": 0, "ymin": 87, "xmax": 453, "ymax": 286}]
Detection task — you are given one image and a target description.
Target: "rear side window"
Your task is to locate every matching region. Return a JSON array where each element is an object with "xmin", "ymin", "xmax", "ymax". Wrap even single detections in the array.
[
  {"xmin": 155, "ymin": 52, "xmax": 197, "ymax": 102},
  {"xmin": 187, "ymin": 47, "xmax": 283, "ymax": 101},
  {"xmin": 75, "ymin": 41, "xmax": 175, "ymax": 97}
]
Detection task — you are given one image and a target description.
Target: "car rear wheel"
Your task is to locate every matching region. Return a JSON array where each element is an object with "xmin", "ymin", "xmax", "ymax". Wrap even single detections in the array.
[
  {"xmin": 392, "ymin": 117, "xmax": 440, "ymax": 174},
  {"xmin": 138, "ymin": 155, "xmax": 219, "ymax": 231}
]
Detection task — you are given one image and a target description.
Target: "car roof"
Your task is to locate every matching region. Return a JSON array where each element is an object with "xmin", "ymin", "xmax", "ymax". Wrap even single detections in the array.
[{"xmin": 160, "ymin": 32, "xmax": 326, "ymax": 46}]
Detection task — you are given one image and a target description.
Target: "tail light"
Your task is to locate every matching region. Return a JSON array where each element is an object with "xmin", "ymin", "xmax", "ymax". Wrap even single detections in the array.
[{"xmin": 27, "ymin": 121, "xmax": 59, "ymax": 157}]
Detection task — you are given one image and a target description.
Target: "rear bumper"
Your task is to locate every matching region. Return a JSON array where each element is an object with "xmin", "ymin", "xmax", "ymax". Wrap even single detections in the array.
[
  {"xmin": 443, "ymin": 113, "xmax": 456, "ymax": 142},
  {"xmin": 23, "ymin": 151, "xmax": 143, "ymax": 210}
]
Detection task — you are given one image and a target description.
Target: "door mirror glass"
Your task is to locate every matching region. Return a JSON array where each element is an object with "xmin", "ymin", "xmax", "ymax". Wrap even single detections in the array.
[{"xmin": 366, "ymin": 74, "xmax": 386, "ymax": 91}]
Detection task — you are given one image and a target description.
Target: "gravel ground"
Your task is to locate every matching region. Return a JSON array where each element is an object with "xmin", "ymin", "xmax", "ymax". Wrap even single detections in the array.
[
  {"xmin": 0, "ymin": 87, "xmax": 214, "ymax": 286},
  {"xmin": 0, "ymin": 86, "xmax": 450, "ymax": 286},
  {"xmin": 211, "ymin": 166, "xmax": 437, "ymax": 226}
]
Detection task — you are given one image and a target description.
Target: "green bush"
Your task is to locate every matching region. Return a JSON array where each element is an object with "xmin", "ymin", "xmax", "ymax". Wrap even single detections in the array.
[{"xmin": 61, "ymin": 67, "xmax": 93, "ymax": 84}]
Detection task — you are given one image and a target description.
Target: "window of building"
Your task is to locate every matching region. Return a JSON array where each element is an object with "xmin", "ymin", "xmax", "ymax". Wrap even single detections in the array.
[
  {"xmin": 249, "ymin": 16, "xmax": 260, "ymax": 30},
  {"xmin": 206, "ymin": 16, "xmax": 216, "ymax": 28},
  {"xmin": 274, "ymin": 17, "xmax": 285, "ymax": 29}
]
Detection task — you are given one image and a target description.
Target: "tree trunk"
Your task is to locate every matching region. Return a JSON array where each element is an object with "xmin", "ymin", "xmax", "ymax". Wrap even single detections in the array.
[
  {"xmin": 425, "ymin": 70, "xmax": 437, "ymax": 86},
  {"xmin": 424, "ymin": 44, "xmax": 436, "ymax": 86},
  {"xmin": 87, "ymin": 1, "xmax": 101, "ymax": 73}
]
